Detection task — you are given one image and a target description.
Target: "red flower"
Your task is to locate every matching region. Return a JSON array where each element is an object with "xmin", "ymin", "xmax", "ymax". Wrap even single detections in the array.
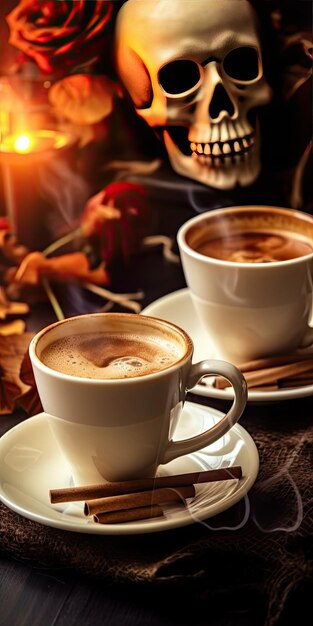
[
  {"xmin": 6, "ymin": 0, "xmax": 114, "ymax": 76},
  {"xmin": 81, "ymin": 182, "xmax": 151, "ymax": 265},
  {"xmin": 0, "ymin": 218, "xmax": 11, "ymax": 234}
]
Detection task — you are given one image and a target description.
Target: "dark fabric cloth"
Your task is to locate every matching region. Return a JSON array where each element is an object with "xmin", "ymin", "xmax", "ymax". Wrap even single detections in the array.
[{"xmin": 1, "ymin": 401, "xmax": 312, "ymax": 626}]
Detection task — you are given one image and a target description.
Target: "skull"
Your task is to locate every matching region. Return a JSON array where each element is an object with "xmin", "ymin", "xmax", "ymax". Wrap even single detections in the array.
[{"xmin": 115, "ymin": 0, "xmax": 272, "ymax": 189}]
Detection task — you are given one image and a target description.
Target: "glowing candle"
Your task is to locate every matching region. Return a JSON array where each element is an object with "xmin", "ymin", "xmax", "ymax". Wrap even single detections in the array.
[
  {"xmin": 0, "ymin": 129, "xmax": 76, "ymax": 232},
  {"xmin": 0, "ymin": 129, "xmax": 74, "ymax": 157}
]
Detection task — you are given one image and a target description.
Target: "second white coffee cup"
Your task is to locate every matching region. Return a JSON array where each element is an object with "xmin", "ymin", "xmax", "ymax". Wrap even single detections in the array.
[{"xmin": 177, "ymin": 205, "xmax": 313, "ymax": 363}]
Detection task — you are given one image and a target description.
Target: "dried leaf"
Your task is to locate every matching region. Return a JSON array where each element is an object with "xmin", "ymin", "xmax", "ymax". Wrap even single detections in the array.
[
  {"xmin": 49, "ymin": 75, "xmax": 118, "ymax": 125},
  {"xmin": 0, "ymin": 320, "xmax": 26, "ymax": 336},
  {"xmin": 12, "ymin": 251, "xmax": 109, "ymax": 287},
  {"xmin": 17, "ymin": 351, "xmax": 43, "ymax": 417},
  {"xmin": 0, "ymin": 286, "xmax": 29, "ymax": 320},
  {"xmin": 4, "ymin": 302, "xmax": 29, "ymax": 316},
  {"xmin": 0, "ymin": 333, "xmax": 33, "ymax": 414},
  {"xmin": 0, "ymin": 219, "xmax": 29, "ymax": 265},
  {"xmin": 1, "ymin": 234, "xmax": 29, "ymax": 266}
]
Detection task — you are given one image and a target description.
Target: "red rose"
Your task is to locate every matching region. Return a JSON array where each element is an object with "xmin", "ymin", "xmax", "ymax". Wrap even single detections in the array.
[
  {"xmin": 81, "ymin": 182, "xmax": 151, "ymax": 265},
  {"xmin": 0, "ymin": 218, "xmax": 11, "ymax": 233},
  {"xmin": 6, "ymin": 0, "xmax": 114, "ymax": 76}
]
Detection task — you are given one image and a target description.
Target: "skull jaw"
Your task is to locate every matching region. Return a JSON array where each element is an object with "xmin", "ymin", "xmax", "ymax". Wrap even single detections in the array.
[{"xmin": 164, "ymin": 129, "xmax": 261, "ymax": 190}]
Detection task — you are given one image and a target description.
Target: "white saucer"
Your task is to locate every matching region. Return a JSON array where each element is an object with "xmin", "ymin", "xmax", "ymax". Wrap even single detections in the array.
[
  {"xmin": 0, "ymin": 404, "xmax": 258, "ymax": 535},
  {"xmin": 142, "ymin": 288, "xmax": 313, "ymax": 403}
]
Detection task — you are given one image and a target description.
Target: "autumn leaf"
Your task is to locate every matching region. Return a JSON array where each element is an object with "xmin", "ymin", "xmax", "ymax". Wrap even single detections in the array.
[
  {"xmin": 17, "ymin": 351, "xmax": 43, "ymax": 417},
  {"xmin": 0, "ymin": 286, "xmax": 29, "ymax": 320},
  {"xmin": 0, "ymin": 320, "xmax": 26, "ymax": 336},
  {"xmin": 0, "ymin": 333, "xmax": 34, "ymax": 414},
  {"xmin": 49, "ymin": 74, "xmax": 120, "ymax": 125},
  {"xmin": 11, "ymin": 251, "xmax": 109, "ymax": 286},
  {"xmin": 0, "ymin": 219, "xmax": 29, "ymax": 265}
]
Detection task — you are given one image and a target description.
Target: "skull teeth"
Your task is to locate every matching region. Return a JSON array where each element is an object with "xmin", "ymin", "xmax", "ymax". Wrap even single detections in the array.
[{"xmin": 190, "ymin": 134, "xmax": 254, "ymax": 159}]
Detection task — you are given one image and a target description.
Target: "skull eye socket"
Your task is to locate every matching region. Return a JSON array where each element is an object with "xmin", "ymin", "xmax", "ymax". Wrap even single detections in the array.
[
  {"xmin": 158, "ymin": 60, "xmax": 202, "ymax": 96},
  {"xmin": 223, "ymin": 47, "xmax": 261, "ymax": 83}
]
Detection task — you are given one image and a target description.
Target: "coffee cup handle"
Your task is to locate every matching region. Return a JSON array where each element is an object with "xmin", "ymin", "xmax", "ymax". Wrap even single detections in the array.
[{"xmin": 161, "ymin": 360, "xmax": 247, "ymax": 464}]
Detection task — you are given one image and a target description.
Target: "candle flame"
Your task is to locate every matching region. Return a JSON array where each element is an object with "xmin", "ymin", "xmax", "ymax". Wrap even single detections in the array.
[{"xmin": 14, "ymin": 134, "xmax": 32, "ymax": 153}]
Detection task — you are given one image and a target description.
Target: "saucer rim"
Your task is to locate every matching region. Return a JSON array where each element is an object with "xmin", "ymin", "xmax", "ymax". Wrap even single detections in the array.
[
  {"xmin": 142, "ymin": 288, "xmax": 313, "ymax": 403},
  {"xmin": 0, "ymin": 404, "xmax": 259, "ymax": 535}
]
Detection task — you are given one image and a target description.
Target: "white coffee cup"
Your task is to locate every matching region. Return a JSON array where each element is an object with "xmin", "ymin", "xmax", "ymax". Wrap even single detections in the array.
[
  {"xmin": 29, "ymin": 312, "xmax": 247, "ymax": 484},
  {"xmin": 177, "ymin": 205, "xmax": 313, "ymax": 364}
]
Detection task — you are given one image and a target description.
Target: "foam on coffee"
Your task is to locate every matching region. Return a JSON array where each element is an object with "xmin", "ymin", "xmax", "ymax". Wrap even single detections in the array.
[
  {"xmin": 41, "ymin": 331, "xmax": 184, "ymax": 379},
  {"xmin": 186, "ymin": 208, "xmax": 313, "ymax": 263},
  {"xmin": 195, "ymin": 231, "xmax": 313, "ymax": 262}
]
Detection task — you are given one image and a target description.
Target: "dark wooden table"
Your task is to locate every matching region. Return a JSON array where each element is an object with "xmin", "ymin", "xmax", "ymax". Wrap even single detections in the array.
[{"xmin": 0, "ymin": 245, "xmax": 311, "ymax": 626}]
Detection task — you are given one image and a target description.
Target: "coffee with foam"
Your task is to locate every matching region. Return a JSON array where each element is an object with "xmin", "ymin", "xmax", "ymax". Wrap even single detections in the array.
[
  {"xmin": 186, "ymin": 208, "xmax": 313, "ymax": 263},
  {"xmin": 41, "ymin": 325, "xmax": 186, "ymax": 380}
]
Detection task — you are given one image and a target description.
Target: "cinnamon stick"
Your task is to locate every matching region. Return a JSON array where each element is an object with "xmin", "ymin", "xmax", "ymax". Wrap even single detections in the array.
[
  {"xmin": 279, "ymin": 377, "xmax": 313, "ymax": 388},
  {"xmin": 50, "ymin": 466, "xmax": 242, "ymax": 504},
  {"xmin": 238, "ymin": 352, "xmax": 313, "ymax": 373},
  {"xmin": 84, "ymin": 485, "xmax": 196, "ymax": 516},
  {"xmin": 248, "ymin": 375, "xmax": 313, "ymax": 390},
  {"xmin": 247, "ymin": 384, "xmax": 279, "ymax": 392},
  {"xmin": 215, "ymin": 360, "xmax": 313, "ymax": 389},
  {"xmin": 93, "ymin": 504, "xmax": 164, "ymax": 524}
]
